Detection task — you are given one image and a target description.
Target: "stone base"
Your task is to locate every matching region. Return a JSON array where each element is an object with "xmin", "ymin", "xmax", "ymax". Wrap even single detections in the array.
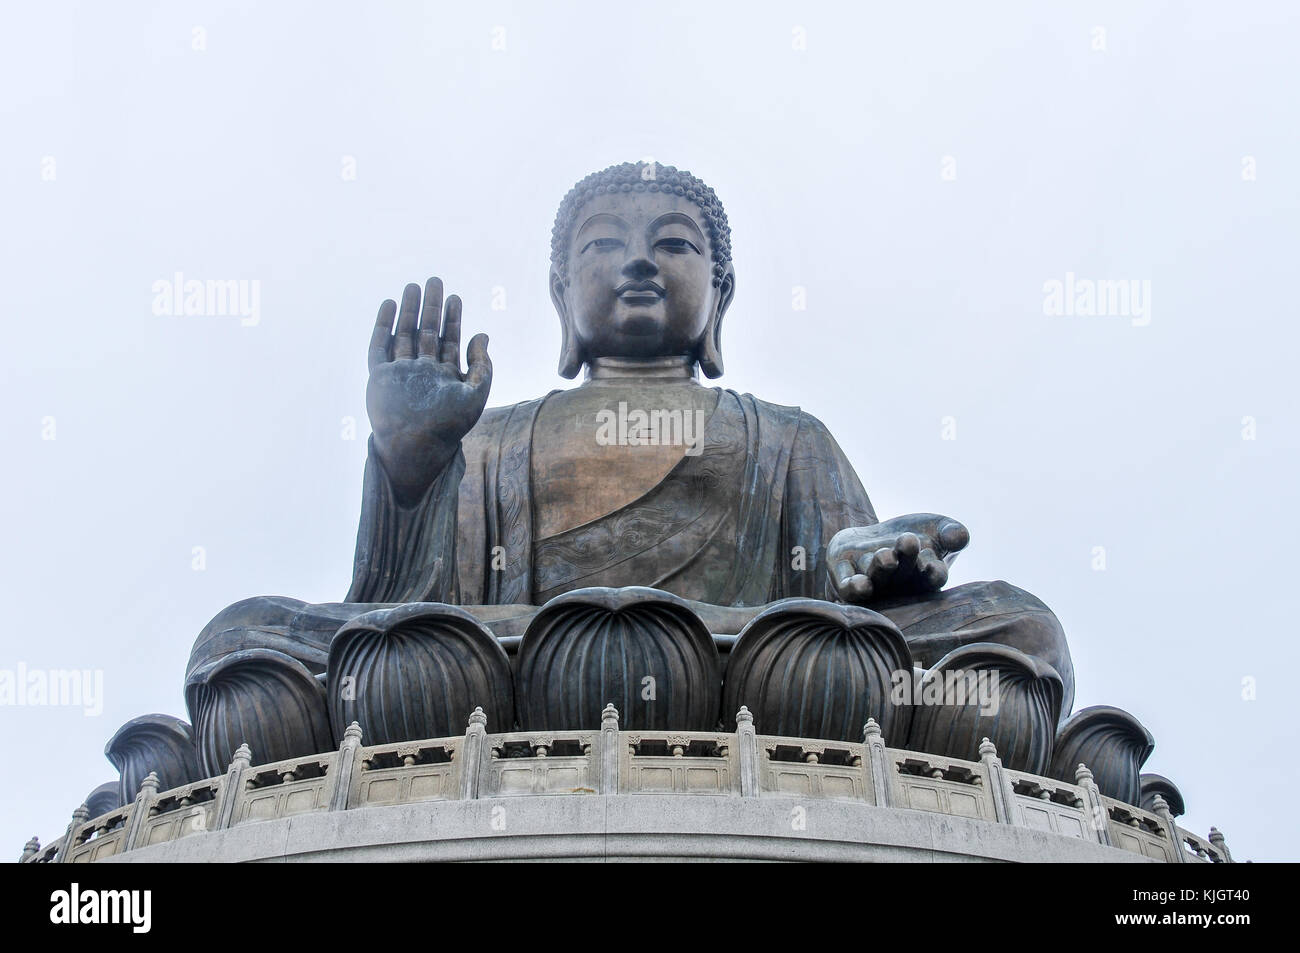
[{"xmin": 101, "ymin": 794, "xmax": 1152, "ymax": 863}]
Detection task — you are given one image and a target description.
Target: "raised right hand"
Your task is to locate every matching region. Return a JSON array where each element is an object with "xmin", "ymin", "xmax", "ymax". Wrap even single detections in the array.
[{"xmin": 366, "ymin": 277, "xmax": 492, "ymax": 502}]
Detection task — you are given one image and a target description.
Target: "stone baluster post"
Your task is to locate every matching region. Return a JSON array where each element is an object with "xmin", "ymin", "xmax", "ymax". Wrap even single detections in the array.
[
  {"xmin": 1075, "ymin": 763, "xmax": 1111, "ymax": 847},
  {"xmin": 979, "ymin": 738, "xmax": 1022, "ymax": 826},
  {"xmin": 122, "ymin": 771, "xmax": 161, "ymax": 852},
  {"xmin": 460, "ymin": 707, "xmax": 489, "ymax": 800},
  {"xmin": 600, "ymin": 704, "xmax": 620, "ymax": 795},
  {"xmin": 213, "ymin": 743, "xmax": 253, "ymax": 830},
  {"xmin": 735, "ymin": 706, "xmax": 759, "ymax": 797},
  {"xmin": 1148, "ymin": 794, "xmax": 1186, "ymax": 863},
  {"xmin": 19, "ymin": 837, "xmax": 40, "ymax": 863},
  {"xmin": 1208, "ymin": 827, "xmax": 1233, "ymax": 863},
  {"xmin": 862, "ymin": 719, "xmax": 893, "ymax": 808},
  {"xmin": 55, "ymin": 804, "xmax": 90, "ymax": 863},
  {"xmin": 328, "ymin": 722, "xmax": 364, "ymax": 812}
]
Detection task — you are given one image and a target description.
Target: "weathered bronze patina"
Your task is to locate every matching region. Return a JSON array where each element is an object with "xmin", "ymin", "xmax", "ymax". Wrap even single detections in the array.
[{"xmin": 179, "ymin": 161, "xmax": 1085, "ymax": 773}]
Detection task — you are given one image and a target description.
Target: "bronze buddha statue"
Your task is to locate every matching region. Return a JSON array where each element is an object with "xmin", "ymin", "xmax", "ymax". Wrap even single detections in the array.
[{"xmin": 170, "ymin": 161, "xmax": 1113, "ymax": 796}]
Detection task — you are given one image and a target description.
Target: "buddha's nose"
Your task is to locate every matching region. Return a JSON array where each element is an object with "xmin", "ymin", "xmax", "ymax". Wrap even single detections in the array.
[{"xmin": 621, "ymin": 238, "xmax": 658, "ymax": 279}]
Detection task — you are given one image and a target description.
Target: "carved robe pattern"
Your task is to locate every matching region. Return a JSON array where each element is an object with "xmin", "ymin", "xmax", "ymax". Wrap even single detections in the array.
[{"xmin": 346, "ymin": 389, "xmax": 877, "ymax": 607}]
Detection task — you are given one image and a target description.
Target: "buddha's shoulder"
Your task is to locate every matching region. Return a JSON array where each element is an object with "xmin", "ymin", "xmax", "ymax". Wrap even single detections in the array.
[
  {"xmin": 464, "ymin": 397, "xmax": 547, "ymax": 445},
  {"xmin": 722, "ymin": 389, "xmax": 836, "ymax": 442}
]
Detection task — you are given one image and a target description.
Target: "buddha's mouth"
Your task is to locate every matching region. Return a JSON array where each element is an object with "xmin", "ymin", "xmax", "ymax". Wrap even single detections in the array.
[{"xmin": 616, "ymin": 280, "xmax": 666, "ymax": 303}]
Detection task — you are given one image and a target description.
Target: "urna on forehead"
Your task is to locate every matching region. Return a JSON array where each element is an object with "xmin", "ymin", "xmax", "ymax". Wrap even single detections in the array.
[{"xmin": 550, "ymin": 161, "xmax": 733, "ymax": 285}]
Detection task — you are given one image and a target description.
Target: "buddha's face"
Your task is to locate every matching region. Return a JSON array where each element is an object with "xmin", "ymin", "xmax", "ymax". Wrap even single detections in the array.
[{"xmin": 553, "ymin": 188, "xmax": 733, "ymax": 370}]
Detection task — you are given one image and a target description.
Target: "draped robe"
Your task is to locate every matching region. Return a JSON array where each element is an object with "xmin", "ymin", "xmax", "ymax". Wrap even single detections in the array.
[
  {"xmin": 189, "ymin": 388, "xmax": 1074, "ymax": 714},
  {"xmin": 345, "ymin": 388, "xmax": 877, "ymax": 608}
]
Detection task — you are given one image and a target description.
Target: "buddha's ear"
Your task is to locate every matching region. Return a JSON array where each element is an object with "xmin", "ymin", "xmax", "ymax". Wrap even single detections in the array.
[
  {"xmin": 698, "ymin": 262, "xmax": 735, "ymax": 379},
  {"xmin": 550, "ymin": 268, "xmax": 583, "ymax": 379}
]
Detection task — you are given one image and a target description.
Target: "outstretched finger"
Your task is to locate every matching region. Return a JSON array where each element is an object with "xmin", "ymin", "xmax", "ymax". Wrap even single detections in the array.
[
  {"xmin": 394, "ymin": 283, "xmax": 420, "ymax": 359},
  {"xmin": 864, "ymin": 547, "xmax": 898, "ymax": 589},
  {"xmin": 418, "ymin": 277, "xmax": 443, "ymax": 358},
  {"xmin": 440, "ymin": 295, "xmax": 463, "ymax": 373},
  {"xmin": 465, "ymin": 332, "xmax": 492, "ymax": 393},
  {"xmin": 916, "ymin": 550, "xmax": 949, "ymax": 590},
  {"xmin": 833, "ymin": 557, "xmax": 858, "ymax": 591},
  {"xmin": 894, "ymin": 532, "xmax": 921, "ymax": 564},
  {"xmin": 842, "ymin": 573, "xmax": 873, "ymax": 603},
  {"xmin": 368, "ymin": 299, "xmax": 397, "ymax": 371}
]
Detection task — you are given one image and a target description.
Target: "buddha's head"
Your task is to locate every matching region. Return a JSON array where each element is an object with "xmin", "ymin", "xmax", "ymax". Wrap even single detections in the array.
[{"xmin": 549, "ymin": 161, "xmax": 736, "ymax": 378}]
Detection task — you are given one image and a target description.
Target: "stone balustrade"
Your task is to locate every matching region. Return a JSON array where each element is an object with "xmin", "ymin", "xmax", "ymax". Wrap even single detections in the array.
[
  {"xmin": 354, "ymin": 735, "xmax": 463, "ymax": 806},
  {"xmin": 22, "ymin": 706, "xmax": 1232, "ymax": 864}
]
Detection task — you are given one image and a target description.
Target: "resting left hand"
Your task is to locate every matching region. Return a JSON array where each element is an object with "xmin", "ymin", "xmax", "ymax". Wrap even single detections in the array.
[{"xmin": 827, "ymin": 513, "xmax": 970, "ymax": 605}]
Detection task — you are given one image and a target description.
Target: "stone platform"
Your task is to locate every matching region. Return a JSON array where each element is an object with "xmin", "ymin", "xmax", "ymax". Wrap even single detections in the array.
[{"xmin": 24, "ymin": 708, "xmax": 1231, "ymax": 864}]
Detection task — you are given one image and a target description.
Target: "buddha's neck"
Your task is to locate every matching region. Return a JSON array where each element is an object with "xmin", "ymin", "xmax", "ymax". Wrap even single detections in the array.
[{"xmin": 584, "ymin": 355, "xmax": 699, "ymax": 384}]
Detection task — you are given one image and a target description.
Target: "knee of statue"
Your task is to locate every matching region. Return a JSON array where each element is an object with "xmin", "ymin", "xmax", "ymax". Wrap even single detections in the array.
[
  {"xmin": 891, "ymin": 579, "xmax": 1075, "ymax": 719},
  {"xmin": 186, "ymin": 595, "xmax": 339, "ymax": 679},
  {"xmin": 858, "ymin": 579, "xmax": 1076, "ymax": 770},
  {"xmin": 973, "ymin": 580, "xmax": 1074, "ymax": 716}
]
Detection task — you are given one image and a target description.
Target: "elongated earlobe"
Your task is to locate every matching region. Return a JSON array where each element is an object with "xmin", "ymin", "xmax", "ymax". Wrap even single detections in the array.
[
  {"xmin": 698, "ymin": 265, "xmax": 735, "ymax": 379},
  {"xmin": 557, "ymin": 319, "xmax": 583, "ymax": 379},
  {"xmin": 551, "ymin": 269, "xmax": 583, "ymax": 378}
]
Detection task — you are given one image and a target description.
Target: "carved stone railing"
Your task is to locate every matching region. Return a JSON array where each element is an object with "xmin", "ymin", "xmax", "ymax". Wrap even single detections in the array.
[
  {"xmin": 1005, "ymin": 768, "xmax": 1092, "ymax": 840},
  {"xmin": 1179, "ymin": 826, "xmax": 1230, "ymax": 864},
  {"xmin": 758, "ymin": 733, "xmax": 868, "ymax": 801},
  {"xmin": 232, "ymin": 751, "xmax": 335, "ymax": 824},
  {"xmin": 887, "ymin": 747, "xmax": 995, "ymax": 822},
  {"xmin": 62, "ymin": 802, "xmax": 132, "ymax": 864},
  {"xmin": 623, "ymin": 728, "xmax": 735, "ymax": 795},
  {"xmin": 490, "ymin": 728, "xmax": 599, "ymax": 796},
  {"xmin": 129, "ymin": 775, "xmax": 221, "ymax": 853},
  {"xmin": 1102, "ymin": 795, "xmax": 1180, "ymax": 862},
  {"xmin": 21, "ymin": 707, "xmax": 1234, "ymax": 864},
  {"xmin": 353, "ymin": 733, "xmax": 462, "ymax": 807}
]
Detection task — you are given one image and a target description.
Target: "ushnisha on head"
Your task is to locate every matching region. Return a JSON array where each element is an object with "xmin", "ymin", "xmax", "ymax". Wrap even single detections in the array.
[{"xmin": 548, "ymin": 161, "xmax": 736, "ymax": 379}]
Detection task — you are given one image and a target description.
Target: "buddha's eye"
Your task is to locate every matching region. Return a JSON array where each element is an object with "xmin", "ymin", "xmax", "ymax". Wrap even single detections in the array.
[
  {"xmin": 581, "ymin": 237, "xmax": 624, "ymax": 254},
  {"xmin": 654, "ymin": 237, "xmax": 700, "ymax": 255}
]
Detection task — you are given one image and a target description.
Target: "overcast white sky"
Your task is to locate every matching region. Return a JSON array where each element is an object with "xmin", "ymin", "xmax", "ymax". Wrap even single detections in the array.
[{"xmin": 2, "ymin": 0, "xmax": 1296, "ymax": 861}]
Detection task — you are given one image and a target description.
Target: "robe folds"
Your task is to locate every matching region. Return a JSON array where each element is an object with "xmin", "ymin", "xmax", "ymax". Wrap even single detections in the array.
[
  {"xmin": 188, "ymin": 388, "xmax": 1074, "ymax": 716},
  {"xmin": 345, "ymin": 389, "xmax": 877, "ymax": 608}
]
